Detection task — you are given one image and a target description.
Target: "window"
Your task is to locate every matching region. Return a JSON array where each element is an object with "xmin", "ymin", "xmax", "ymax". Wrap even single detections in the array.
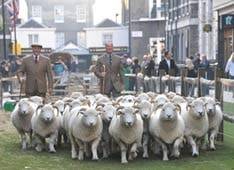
[
  {"xmin": 56, "ymin": 32, "xmax": 65, "ymax": 48},
  {"xmin": 32, "ymin": 5, "xmax": 42, "ymax": 18},
  {"xmin": 28, "ymin": 34, "xmax": 39, "ymax": 46},
  {"xmin": 102, "ymin": 33, "xmax": 113, "ymax": 45},
  {"xmin": 76, "ymin": 6, "xmax": 86, "ymax": 23},
  {"xmin": 54, "ymin": 5, "xmax": 64, "ymax": 23},
  {"xmin": 77, "ymin": 32, "xmax": 86, "ymax": 47}
]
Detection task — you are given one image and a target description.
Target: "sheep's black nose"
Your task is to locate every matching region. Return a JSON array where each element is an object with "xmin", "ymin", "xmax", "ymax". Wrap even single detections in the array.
[{"xmin": 199, "ymin": 112, "xmax": 203, "ymax": 116}]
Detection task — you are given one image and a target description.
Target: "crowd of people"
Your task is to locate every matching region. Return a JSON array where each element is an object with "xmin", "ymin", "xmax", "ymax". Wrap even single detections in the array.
[{"xmin": 1, "ymin": 42, "xmax": 234, "ymax": 99}]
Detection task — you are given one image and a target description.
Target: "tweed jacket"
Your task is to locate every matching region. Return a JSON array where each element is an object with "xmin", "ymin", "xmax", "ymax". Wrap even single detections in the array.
[{"xmin": 18, "ymin": 55, "xmax": 53, "ymax": 94}]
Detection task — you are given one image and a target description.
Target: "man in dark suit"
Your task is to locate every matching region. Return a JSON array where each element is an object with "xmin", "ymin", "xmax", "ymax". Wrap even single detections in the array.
[
  {"xmin": 158, "ymin": 51, "xmax": 178, "ymax": 92},
  {"xmin": 17, "ymin": 44, "xmax": 53, "ymax": 97},
  {"xmin": 94, "ymin": 42, "xmax": 124, "ymax": 97},
  {"xmin": 158, "ymin": 51, "xmax": 178, "ymax": 75}
]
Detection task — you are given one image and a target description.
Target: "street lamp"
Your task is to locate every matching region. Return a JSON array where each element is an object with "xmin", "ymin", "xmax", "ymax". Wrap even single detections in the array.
[{"xmin": 115, "ymin": 13, "xmax": 119, "ymax": 23}]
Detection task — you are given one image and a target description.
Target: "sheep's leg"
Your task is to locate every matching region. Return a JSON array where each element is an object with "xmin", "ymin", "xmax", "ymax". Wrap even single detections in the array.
[
  {"xmin": 19, "ymin": 131, "xmax": 27, "ymax": 150},
  {"xmin": 172, "ymin": 136, "xmax": 183, "ymax": 158},
  {"xmin": 129, "ymin": 142, "xmax": 138, "ymax": 161},
  {"xmin": 85, "ymin": 143, "xmax": 91, "ymax": 158},
  {"xmin": 119, "ymin": 141, "xmax": 128, "ymax": 164},
  {"xmin": 28, "ymin": 130, "xmax": 33, "ymax": 148},
  {"xmin": 209, "ymin": 129, "xmax": 217, "ymax": 150},
  {"xmin": 91, "ymin": 136, "xmax": 101, "ymax": 161},
  {"xmin": 48, "ymin": 132, "xmax": 57, "ymax": 153},
  {"xmin": 102, "ymin": 140, "xmax": 108, "ymax": 158},
  {"xmin": 77, "ymin": 139, "xmax": 84, "ymax": 161},
  {"xmin": 142, "ymin": 133, "xmax": 149, "ymax": 158},
  {"xmin": 34, "ymin": 134, "xmax": 45, "ymax": 152},
  {"xmin": 70, "ymin": 134, "xmax": 78, "ymax": 159},
  {"xmin": 155, "ymin": 138, "xmax": 168, "ymax": 161},
  {"xmin": 57, "ymin": 130, "xmax": 62, "ymax": 147},
  {"xmin": 187, "ymin": 136, "xmax": 198, "ymax": 157}
]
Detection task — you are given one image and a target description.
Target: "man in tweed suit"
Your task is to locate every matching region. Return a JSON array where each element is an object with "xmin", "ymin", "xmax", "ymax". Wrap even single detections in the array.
[
  {"xmin": 94, "ymin": 42, "xmax": 124, "ymax": 97},
  {"xmin": 17, "ymin": 44, "xmax": 53, "ymax": 97}
]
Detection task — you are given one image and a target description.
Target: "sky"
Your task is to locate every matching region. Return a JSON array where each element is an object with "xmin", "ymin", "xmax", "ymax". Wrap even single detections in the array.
[
  {"xmin": 18, "ymin": 0, "xmax": 122, "ymax": 25},
  {"xmin": 93, "ymin": 0, "xmax": 122, "ymax": 25}
]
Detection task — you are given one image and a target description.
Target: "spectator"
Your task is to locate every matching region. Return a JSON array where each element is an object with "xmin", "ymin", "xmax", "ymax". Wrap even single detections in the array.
[
  {"xmin": 193, "ymin": 53, "xmax": 201, "ymax": 75},
  {"xmin": 144, "ymin": 55, "xmax": 156, "ymax": 77},
  {"xmin": 225, "ymin": 52, "xmax": 234, "ymax": 97},
  {"xmin": 185, "ymin": 58, "xmax": 196, "ymax": 96},
  {"xmin": 1, "ymin": 60, "xmax": 12, "ymax": 92},
  {"xmin": 122, "ymin": 58, "xmax": 132, "ymax": 91},
  {"xmin": 130, "ymin": 57, "xmax": 141, "ymax": 91},
  {"xmin": 52, "ymin": 56, "xmax": 68, "ymax": 77},
  {"xmin": 199, "ymin": 54, "xmax": 210, "ymax": 96}
]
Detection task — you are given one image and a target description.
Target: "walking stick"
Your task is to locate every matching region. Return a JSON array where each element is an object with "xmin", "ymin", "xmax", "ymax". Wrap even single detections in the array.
[{"xmin": 102, "ymin": 64, "xmax": 106, "ymax": 94}]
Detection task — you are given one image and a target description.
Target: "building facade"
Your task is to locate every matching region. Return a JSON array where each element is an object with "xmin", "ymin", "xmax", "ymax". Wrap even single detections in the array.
[
  {"xmin": 122, "ymin": 0, "xmax": 166, "ymax": 63},
  {"xmin": 166, "ymin": 0, "xmax": 199, "ymax": 63},
  {"xmin": 25, "ymin": 0, "xmax": 95, "ymax": 49},
  {"xmin": 85, "ymin": 19, "xmax": 128, "ymax": 55},
  {"xmin": 15, "ymin": 19, "xmax": 56, "ymax": 49},
  {"xmin": 214, "ymin": 0, "xmax": 234, "ymax": 69}
]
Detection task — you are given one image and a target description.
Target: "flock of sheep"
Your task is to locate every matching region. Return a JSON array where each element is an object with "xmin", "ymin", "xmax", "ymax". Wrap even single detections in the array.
[{"xmin": 11, "ymin": 92, "xmax": 223, "ymax": 164}]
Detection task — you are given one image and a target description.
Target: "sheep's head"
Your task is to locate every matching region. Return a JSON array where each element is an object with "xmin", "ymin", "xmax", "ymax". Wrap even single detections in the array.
[
  {"xmin": 29, "ymin": 96, "xmax": 44, "ymax": 106},
  {"xmin": 204, "ymin": 98, "xmax": 219, "ymax": 117},
  {"xmin": 79, "ymin": 107, "xmax": 100, "ymax": 127},
  {"xmin": 116, "ymin": 95, "xmax": 136, "ymax": 107},
  {"xmin": 18, "ymin": 99, "xmax": 32, "ymax": 116},
  {"xmin": 188, "ymin": 99, "xmax": 206, "ymax": 119},
  {"xmin": 117, "ymin": 106, "xmax": 138, "ymax": 128},
  {"xmin": 53, "ymin": 100, "xmax": 65, "ymax": 115},
  {"xmin": 137, "ymin": 93, "xmax": 150, "ymax": 102},
  {"xmin": 37, "ymin": 104, "xmax": 58, "ymax": 123},
  {"xmin": 97, "ymin": 104, "xmax": 116, "ymax": 123},
  {"xmin": 159, "ymin": 102, "xmax": 180, "ymax": 122},
  {"xmin": 152, "ymin": 94, "xmax": 169, "ymax": 110},
  {"xmin": 171, "ymin": 95, "xmax": 186, "ymax": 105},
  {"xmin": 137, "ymin": 100, "xmax": 153, "ymax": 120}
]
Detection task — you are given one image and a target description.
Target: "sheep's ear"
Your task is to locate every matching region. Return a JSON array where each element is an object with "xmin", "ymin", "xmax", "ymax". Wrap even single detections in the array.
[
  {"xmin": 36, "ymin": 105, "xmax": 43, "ymax": 115},
  {"xmin": 186, "ymin": 104, "xmax": 192, "ymax": 111},
  {"xmin": 216, "ymin": 102, "xmax": 221, "ymax": 106},
  {"xmin": 154, "ymin": 104, "xmax": 163, "ymax": 111},
  {"xmin": 134, "ymin": 108, "xmax": 139, "ymax": 114},
  {"xmin": 96, "ymin": 104, "xmax": 104, "ymax": 112},
  {"xmin": 175, "ymin": 104, "xmax": 181, "ymax": 114},
  {"xmin": 116, "ymin": 106, "xmax": 124, "ymax": 115},
  {"xmin": 77, "ymin": 108, "xmax": 87, "ymax": 116},
  {"xmin": 53, "ymin": 106, "xmax": 59, "ymax": 116}
]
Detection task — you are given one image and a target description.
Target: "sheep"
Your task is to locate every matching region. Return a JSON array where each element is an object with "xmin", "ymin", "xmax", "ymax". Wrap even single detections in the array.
[
  {"xmin": 149, "ymin": 102, "xmax": 185, "ymax": 161},
  {"xmin": 31, "ymin": 104, "xmax": 61, "ymax": 153},
  {"xmin": 53, "ymin": 100, "xmax": 67, "ymax": 146},
  {"xmin": 137, "ymin": 93, "xmax": 150, "ymax": 102},
  {"xmin": 97, "ymin": 103, "xmax": 117, "ymax": 158},
  {"xmin": 203, "ymin": 97, "xmax": 223, "ymax": 150},
  {"xmin": 29, "ymin": 96, "xmax": 44, "ymax": 106},
  {"xmin": 116, "ymin": 95, "xmax": 136, "ymax": 107},
  {"xmin": 136, "ymin": 100, "xmax": 153, "ymax": 158},
  {"xmin": 152, "ymin": 94, "xmax": 169, "ymax": 111},
  {"xmin": 109, "ymin": 105, "xmax": 143, "ymax": 163},
  {"xmin": 181, "ymin": 98, "xmax": 209, "ymax": 157},
  {"xmin": 11, "ymin": 98, "xmax": 37, "ymax": 150},
  {"xmin": 70, "ymin": 92, "xmax": 83, "ymax": 99},
  {"xmin": 68, "ymin": 106, "xmax": 103, "ymax": 161}
]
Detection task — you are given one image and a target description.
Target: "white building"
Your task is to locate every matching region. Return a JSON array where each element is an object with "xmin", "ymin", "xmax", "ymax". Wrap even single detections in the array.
[
  {"xmin": 84, "ymin": 19, "xmax": 129, "ymax": 55},
  {"xmin": 14, "ymin": 18, "xmax": 56, "ymax": 49},
  {"xmin": 198, "ymin": 0, "xmax": 217, "ymax": 59}
]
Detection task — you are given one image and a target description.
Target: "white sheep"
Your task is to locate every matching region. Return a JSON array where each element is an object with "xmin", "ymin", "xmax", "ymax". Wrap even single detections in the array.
[
  {"xmin": 68, "ymin": 106, "xmax": 103, "ymax": 161},
  {"xmin": 136, "ymin": 100, "xmax": 153, "ymax": 158},
  {"xmin": 203, "ymin": 97, "xmax": 223, "ymax": 150},
  {"xmin": 109, "ymin": 106, "xmax": 143, "ymax": 163},
  {"xmin": 116, "ymin": 95, "xmax": 136, "ymax": 107},
  {"xmin": 181, "ymin": 98, "xmax": 209, "ymax": 157},
  {"xmin": 149, "ymin": 102, "xmax": 185, "ymax": 161},
  {"xmin": 97, "ymin": 103, "xmax": 116, "ymax": 158},
  {"xmin": 70, "ymin": 92, "xmax": 83, "ymax": 99},
  {"xmin": 29, "ymin": 96, "xmax": 44, "ymax": 106},
  {"xmin": 152, "ymin": 94, "xmax": 169, "ymax": 111},
  {"xmin": 31, "ymin": 104, "xmax": 61, "ymax": 153},
  {"xmin": 11, "ymin": 98, "xmax": 37, "ymax": 150}
]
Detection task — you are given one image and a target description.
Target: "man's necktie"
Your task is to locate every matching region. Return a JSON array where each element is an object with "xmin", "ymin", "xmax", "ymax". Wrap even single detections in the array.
[
  {"xmin": 35, "ymin": 55, "xmax": 38, "ymax": 63},
  {"xmin": 109, "ymin": 54, "xmax": 112, "ymax": 66}
]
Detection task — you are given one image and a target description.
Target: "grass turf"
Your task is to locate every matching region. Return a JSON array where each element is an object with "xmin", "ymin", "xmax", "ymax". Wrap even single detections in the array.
[{"xmin": 0, "ymin": 103, "xmax": 233, "ymax": 170}]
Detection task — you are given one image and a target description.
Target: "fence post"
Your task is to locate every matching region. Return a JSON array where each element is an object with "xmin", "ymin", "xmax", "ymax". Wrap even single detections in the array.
[
  {"xmin": 159, "ymin": 69, "xmax": 165, "ymax": 94},
  {"xmin": 181, "ymin": 68, "xmax": 187, "ymax": 96},
  {"xmin": 215, "ymin": 67, "xmax": 224, "ymax": 142},
  {"xmin": 0, "ymin": 79, "xmax": 2, "ymax": 109}
]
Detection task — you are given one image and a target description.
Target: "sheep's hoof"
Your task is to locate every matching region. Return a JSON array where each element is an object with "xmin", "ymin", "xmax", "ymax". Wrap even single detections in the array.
[
  {"xmin": 78, "ymin": 155, "xmax": 84, "ymax": 161},
  {"xmin": 163, "ymin": 158, "xmax": 169, "ymax": 161},
  {"xmin": 121, "ymin": 160, "xmax": 128, "ymax": 164},
  {"xmin": 192, "ymin": 152, "xmax": 199, "ymax": 157},
  {"xmin": 92, "ymin": 157, "xmax": 99, "ymax": 161},
  {"xmin": 35, "ymin": 145, "xmax": 42, "ymax": 152},
  {"xmin": 49, "ymin": 149, "xmax": 56, "ymax": 153},
  {"xmin": 142, "ymin": 153, "xmax": 149, "ymax": 159}
]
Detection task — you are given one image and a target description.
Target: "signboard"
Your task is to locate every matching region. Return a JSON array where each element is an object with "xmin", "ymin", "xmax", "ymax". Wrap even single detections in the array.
[
  {"xmin": 132, "ymin": 31, "xmax": 143, "ymax": 38},
  {"xmin": 0, "ymin": 15, "xmax": 3, "ymax": 31},
  {"xmin": 222, "ymin": 14, "xmax": 234, "ymax": 29},
  {"xmin": 89, "ymin": 46, "xmax": 128, "ymax": 54}
]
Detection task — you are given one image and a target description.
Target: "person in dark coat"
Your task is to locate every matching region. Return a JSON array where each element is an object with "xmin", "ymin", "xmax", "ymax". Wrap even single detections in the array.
[{"xmin": 158, "ymin": 51, "xmax": 178, "ymax": 92}]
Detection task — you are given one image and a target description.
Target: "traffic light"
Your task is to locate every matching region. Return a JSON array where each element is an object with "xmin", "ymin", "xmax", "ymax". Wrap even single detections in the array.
[{"xmin": 11, "ymin": 43, "xmax": 22, "ymax": 55}]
